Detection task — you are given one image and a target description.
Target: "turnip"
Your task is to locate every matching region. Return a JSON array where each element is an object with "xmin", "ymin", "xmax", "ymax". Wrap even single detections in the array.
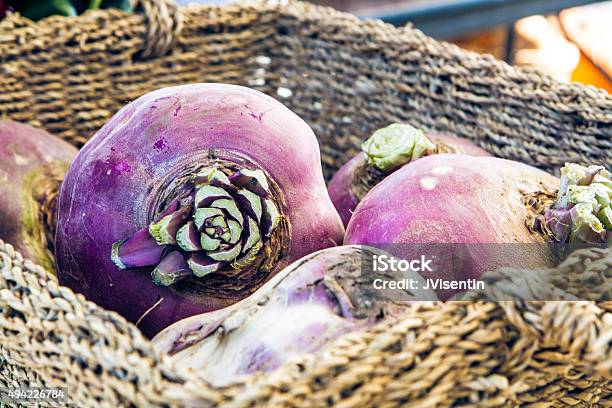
[
  {"xmin": 55, "ymin": 83, "xmax": 345, "ymax": 337},
  {"xmin": 344, "ymin": 154, "xmax": 565, "ymax": 300},
  {"xmin": 152, "ymin": 245, "xmax": 435, "ymax": 385},
  {"xmin": 0, "ymin": 120, "xmax": 77, "ymax": 272},
  {"xmin": 328, "ymin": 124, "xmax": 491, "ymax": 226}
]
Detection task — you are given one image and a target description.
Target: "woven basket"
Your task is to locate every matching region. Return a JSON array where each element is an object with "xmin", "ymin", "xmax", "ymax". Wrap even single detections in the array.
[{"xmin": 0, "ymin": 1, "xmax": 610, "ymax": 406}]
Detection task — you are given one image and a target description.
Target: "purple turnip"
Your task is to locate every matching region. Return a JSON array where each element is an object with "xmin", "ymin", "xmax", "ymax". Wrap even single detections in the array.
[
  {"xmin": 152, "ymin": 245, "xmax": 435, "ymax": 384},
  {"xmin": 55, "ymin": 83, "xmax": 345, "ymax": 337},
  {"xmin": 345, "ymin": 154, "xmax": 564, "ymax": 300},
  {"xmin": 328, "ymin": 124, "xmax": 491, "ymax": 226},
  {"xmin": 0, "ymin": 120, "xmax": 77, "ymax": 272}
]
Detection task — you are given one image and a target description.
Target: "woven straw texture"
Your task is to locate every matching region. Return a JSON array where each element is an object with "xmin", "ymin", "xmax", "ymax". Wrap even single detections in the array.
[{"xmin": 0, "ymin": 0, "xmax": 611, "ymax": 406}]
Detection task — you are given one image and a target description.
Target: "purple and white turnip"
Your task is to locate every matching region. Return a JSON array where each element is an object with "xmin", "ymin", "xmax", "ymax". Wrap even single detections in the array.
[
  {"xmin": 0, "ymin": 120, "xmax": 77, "ymax": 272},
  {"xmin": 152, "ymin": 245, "xmax": 435, "ymax": 384},
  {"xmin": 345, "ymin": 154, "xmax": 566, "ymax": 300},
  {"xmin": 328, "ymin": 124, "xmax": 491, "ymax": 226},
  {"xmin": 55, "ymin": 83, "xmax": 345, "ymax": 337}
]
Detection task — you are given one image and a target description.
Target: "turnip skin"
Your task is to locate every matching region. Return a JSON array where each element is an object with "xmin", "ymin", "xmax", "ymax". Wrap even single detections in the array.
[
  {"xmin": 345, "ymin": 154, "xmax": 559, "ymax": 300},
  {"xmin": 0, "ymin": 120, "xmax": 77, "ymax": 272},
  {"xmin": 328, "ymin": 124, "xmax": 491, "ymax": 227},
  {"xmin": 55, "ymin": 83, "xmax": 345, "ymax": 337},
  {"xmin": 152, "ymin": 245, "xmax": 434, "ymax": 385},
  {"xmin": 328, "ymin": 152, "xmax": 365, "ymax": 226}
]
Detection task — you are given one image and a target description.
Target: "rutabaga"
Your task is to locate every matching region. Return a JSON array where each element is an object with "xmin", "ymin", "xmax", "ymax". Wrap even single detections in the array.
[
  {"xmin": 345, "ymin": 154, "xmax": 562, "ymax": 300},
  {"xmin": 328, "ymin": 124, "xmax": 491, "ymax": 226},
  {"xmin": 152, "ymin": 245, "xmax": 436, "ymax": 385},
  {"xmin": 0, "ymin": 120, "xmax": 77, "ymax": 272},
  {"xmin": 55, "ymin": 84, "xmax": 345, "ymax": 337}
]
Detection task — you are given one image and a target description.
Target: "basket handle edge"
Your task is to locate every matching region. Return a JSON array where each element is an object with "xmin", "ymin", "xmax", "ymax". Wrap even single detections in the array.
[{"xmin": 134, "ymin": 0, "xmax": 183, "ymax": 58}]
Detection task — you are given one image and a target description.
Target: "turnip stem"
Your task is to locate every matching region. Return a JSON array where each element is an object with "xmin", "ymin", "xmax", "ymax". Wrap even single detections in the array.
[{"xmin": 361, "ymin": 123, "xmax": 435, "ymax": 172}]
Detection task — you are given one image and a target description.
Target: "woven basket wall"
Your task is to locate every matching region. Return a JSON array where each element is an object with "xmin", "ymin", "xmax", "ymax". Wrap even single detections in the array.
[{"xmin": 0, "ymin": 0, "xmax": 610, "ymax": 406}]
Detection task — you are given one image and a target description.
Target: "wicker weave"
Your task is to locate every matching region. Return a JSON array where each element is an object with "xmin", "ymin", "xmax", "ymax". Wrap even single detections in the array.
[{"xmin": 0, "ymin": 0, "xmax": 611, "ymax": 406}]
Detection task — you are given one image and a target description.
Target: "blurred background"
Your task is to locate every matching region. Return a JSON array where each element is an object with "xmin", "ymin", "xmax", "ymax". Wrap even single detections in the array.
[{"xmin": 179, "ymin": 0, "xmax": 612, "ymax": 93}]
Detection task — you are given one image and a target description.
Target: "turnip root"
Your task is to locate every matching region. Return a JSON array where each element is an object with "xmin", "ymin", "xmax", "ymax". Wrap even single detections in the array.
[
  {"xmin": 0, "ymin": 120, "xmax": 76, "ymax": 272},
  {"xmin": 345, "ymin": 154, "xmax": 561, "ymax": 300},
  {"xmin": 55, "ymin": 84, "xmax": 345, "ymax": 337},
  {"xmin": 152, "ymin": 245, "xmax": 434, "ymax": 385},
  {"xmin": 328, "ymin": 124, "xmax": 491, "ymax": 226}
]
